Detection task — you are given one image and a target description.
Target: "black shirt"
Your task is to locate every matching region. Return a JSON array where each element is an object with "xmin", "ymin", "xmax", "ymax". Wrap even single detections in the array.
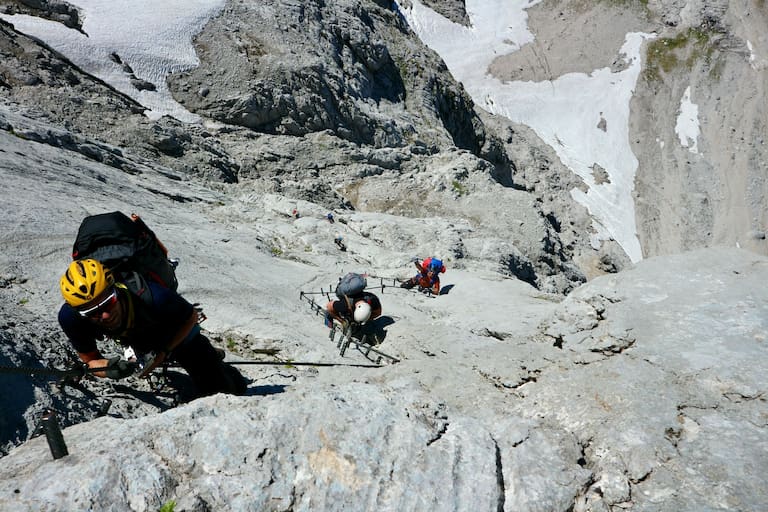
[{"xmin": 58, "ymin": 282, "xmax": 193, "ymax": 354}]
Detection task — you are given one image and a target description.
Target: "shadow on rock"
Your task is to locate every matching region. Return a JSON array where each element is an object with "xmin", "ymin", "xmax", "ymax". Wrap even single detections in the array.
[
  {"xmin": 110, "ymin": 382, "xmax": 182, "ymax": 411},
  {"xmin": 358, "ymin": 315, "xmax": 395, "ymax": 345},
  {"xmin": 246, "ymin": 384, "xmax": 288, "ymax": 397},
  {"xmin": 0, "ymin": 351, "xmax": 45, "ymax": 455},
  {"xmin": 0, "ymin": 373, "xmax": 36, "ymax": 455},
  {"xmin": 439, "ymin": 284, "xmax": 454, "ymax": 295}
]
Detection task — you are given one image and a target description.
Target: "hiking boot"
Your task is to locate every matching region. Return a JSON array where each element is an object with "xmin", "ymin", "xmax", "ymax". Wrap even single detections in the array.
[
  {"xmin": 400, "ymin": 280, "xmax": 415, "ymax": 289},
  {"xmin": 225, "ymin": 364, "xmax": 248, "ymax": 395}
]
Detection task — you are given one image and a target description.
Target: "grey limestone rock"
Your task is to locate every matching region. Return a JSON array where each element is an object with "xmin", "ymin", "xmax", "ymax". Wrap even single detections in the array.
[
  {"xmin": 1, "ymin": 247, "xmax": 765, "ymax": 511},
  {"xmin": 0, "ymin": 0, "xmax": 82, "ymax": 31},
  {"xmin": 168, "ymin": 0, "xmax": 485, "ymax": 152}
]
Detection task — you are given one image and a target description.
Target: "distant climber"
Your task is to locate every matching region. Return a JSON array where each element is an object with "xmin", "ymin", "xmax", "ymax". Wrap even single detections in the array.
[
  {"xmin": 334, "ymin": 235, "xmax": 347, "ymax": 252},
  {"xmin": 326, "ymin": 212, "xmax": 335, "ymax": 224},
  {"xmin": 400, "ymin": 256, "xmax": 446, "ymax": 295},
  {"xmin": 325, "ymin": 272, "xmax": 382, "ymax": 330},
  {"xmin": 57, "ymin": 259, "xmax": 247, "ymax": 398},
  {"xmin": 325, "ymin": 291, "xmax": 382, "ymax": 331}
]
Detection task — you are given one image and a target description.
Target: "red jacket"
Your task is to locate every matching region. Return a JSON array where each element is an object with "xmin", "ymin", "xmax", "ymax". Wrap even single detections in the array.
[{"xmin": 413, "ymin": 258, "xmax": 446, "ymax": 293}]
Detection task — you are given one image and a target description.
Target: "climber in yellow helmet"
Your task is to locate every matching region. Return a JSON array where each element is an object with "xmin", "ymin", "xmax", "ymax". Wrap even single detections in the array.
[{"xmin": 58, "ymin": 259, "xmax": 247, "ymax": 399}]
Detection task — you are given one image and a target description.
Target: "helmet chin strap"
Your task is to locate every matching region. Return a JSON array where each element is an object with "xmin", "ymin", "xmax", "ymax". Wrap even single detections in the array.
[{"xmin": 112, "ymin": 283, "xmax": 134, "ymax": 336}]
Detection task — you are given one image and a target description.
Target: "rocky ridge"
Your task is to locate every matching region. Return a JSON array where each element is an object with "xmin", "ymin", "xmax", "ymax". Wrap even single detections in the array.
[{"xmin": 0, "ymin": 0, "xmax": 607, "ymax": 293}]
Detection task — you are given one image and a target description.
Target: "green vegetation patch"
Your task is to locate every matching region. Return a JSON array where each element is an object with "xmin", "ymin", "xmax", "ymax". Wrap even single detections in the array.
[
  {"xmin": 644, "ymin": 27, "xmax": 715, "ymax": 82},
  {"xmin": 451, "ymin": 179, "xmax": 468, "ymax": 197},
  {"xmin": 158, "ymin": 500, "xmax": 176, "ymax": 512}
]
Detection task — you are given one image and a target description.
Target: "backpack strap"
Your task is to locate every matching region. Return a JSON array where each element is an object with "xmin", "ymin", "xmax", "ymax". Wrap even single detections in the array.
[
  {"xmin": 112, "ymin": 273, "xmax": 154, "ymax": 343},
  {"xmin": 112, "ymin": 281, "xmax": 136, "ymax": 338},
  {"xmin": 119, "ymin": 271, "xmax": 154, "ymax": 308},
  {"xmin": 337, "ymin": 294, "xmax": 353, "ymax": 316}
]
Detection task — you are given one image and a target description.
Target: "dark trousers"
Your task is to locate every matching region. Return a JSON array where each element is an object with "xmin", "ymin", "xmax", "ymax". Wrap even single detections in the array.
[{"xmin": 171, "ymin": 333, "xmax": 247, "ymax": 397}]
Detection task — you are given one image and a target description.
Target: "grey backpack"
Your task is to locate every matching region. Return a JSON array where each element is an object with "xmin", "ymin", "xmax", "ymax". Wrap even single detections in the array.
[{"xmin": 335, "ymin": 272, "xmax": 367, "ymax": 298}]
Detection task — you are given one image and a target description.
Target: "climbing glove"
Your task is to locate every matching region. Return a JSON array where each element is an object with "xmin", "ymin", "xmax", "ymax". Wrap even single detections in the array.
[{"xmin": 104, "ymin": 356, "xmax": 138, "ymax": 380}]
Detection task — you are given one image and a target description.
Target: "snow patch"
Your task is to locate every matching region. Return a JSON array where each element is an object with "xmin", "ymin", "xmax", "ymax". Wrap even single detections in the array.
[
  {"xmin": 675, "ymin": 86, "xmax": 700, "ymax": 154},
  {"xmin": 746, "ymin": 40, "xmax": 766, "ymax": 70},
  {"xmin": 0, "ymin": 0, "xmax": 226, "ymax": 123}
]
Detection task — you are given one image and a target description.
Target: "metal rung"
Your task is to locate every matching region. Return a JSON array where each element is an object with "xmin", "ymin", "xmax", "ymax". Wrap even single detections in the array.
[
  {"xmin": 338, "ymin": 332, "xmax": 399, "ymax": 364},
  {"xmin": 302, "ymin": 288, "xmax": 399, "ymax": 364}
]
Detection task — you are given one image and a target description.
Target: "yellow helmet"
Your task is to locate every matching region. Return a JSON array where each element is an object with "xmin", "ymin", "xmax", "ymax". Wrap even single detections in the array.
[{"xmin": 60, "ymin": 259, "xmax": 114, "ymax": 307}]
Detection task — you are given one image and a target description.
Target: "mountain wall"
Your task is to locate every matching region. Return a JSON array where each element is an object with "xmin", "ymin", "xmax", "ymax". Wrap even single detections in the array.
[
  {"xmin": 168, "ymin": 0, "xmax": 484, "ymax": 151},
  {"xmin": 489, "ymin": 0, "xmax": 768, "ymax": 259},
  {"xmin": 0, "ymin": 0, "xmax": 609, "ymax": 293},
  {"xmin": 631, "ymin": 0, "xmax": 768, "ymax": 257}
]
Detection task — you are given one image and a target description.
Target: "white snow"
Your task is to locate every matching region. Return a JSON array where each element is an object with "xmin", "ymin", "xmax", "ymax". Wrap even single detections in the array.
[
  {"xmin": 675, "ymin": 86, "xmax": 700, "ymax": 154},
  {"xmin": 397, "ymin": 0, "xmax": 653, "ymax": 262},
  {"xmin": 0, "ymin": 0, "xmax": 225, "ymax": 123},
  {"xmin": 746, "ymin": 39, "xmax": 766, "ymax": 70},
  {"xmin": 400, "ymin": 0, "xmax": 540, "ymax": 75}
]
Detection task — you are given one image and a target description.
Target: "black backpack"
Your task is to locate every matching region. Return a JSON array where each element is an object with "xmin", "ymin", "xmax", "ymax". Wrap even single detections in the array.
[{"xmin": 72, "ymin": 211, "xmax": 178, "ymax": 291}]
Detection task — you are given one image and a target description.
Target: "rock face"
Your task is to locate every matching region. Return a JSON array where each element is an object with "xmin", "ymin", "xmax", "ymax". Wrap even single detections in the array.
[
  {"xmin": 0, "ymin": 18, "xmax": 241, "ymax": 182},
  {"xmin": 419, "ymin": 0, "xmax": 469, "ymax": 26},
  {"xmin": 491, "ymin": 0, "xmax": 768, "ymax": 259},
  {"xmin": 1, "ymin": 247, "xmax": 766, "ymax": 512},
  {"xmin": 630, "ymin": 1, "xmax": 768, "ymax": 258},
  {"xmin": 531, "ymin": 248, "xmax": 768, "ymax": 510},
  {"xmin": 0, "ymin": 0, "xmax": 82, "ymax": 31},
  {"xmin": 0, "ymin": 388, "xmax": 508, "ymax": 511},
  {"xmin": 169, "ymin": 0, "xmax": 484, "ymax": 151}
]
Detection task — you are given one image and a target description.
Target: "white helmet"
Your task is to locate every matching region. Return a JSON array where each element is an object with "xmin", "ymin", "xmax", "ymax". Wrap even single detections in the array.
[{"xmin": 353, "ymin": 301, "xmax": 372, "ymax": 323}]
